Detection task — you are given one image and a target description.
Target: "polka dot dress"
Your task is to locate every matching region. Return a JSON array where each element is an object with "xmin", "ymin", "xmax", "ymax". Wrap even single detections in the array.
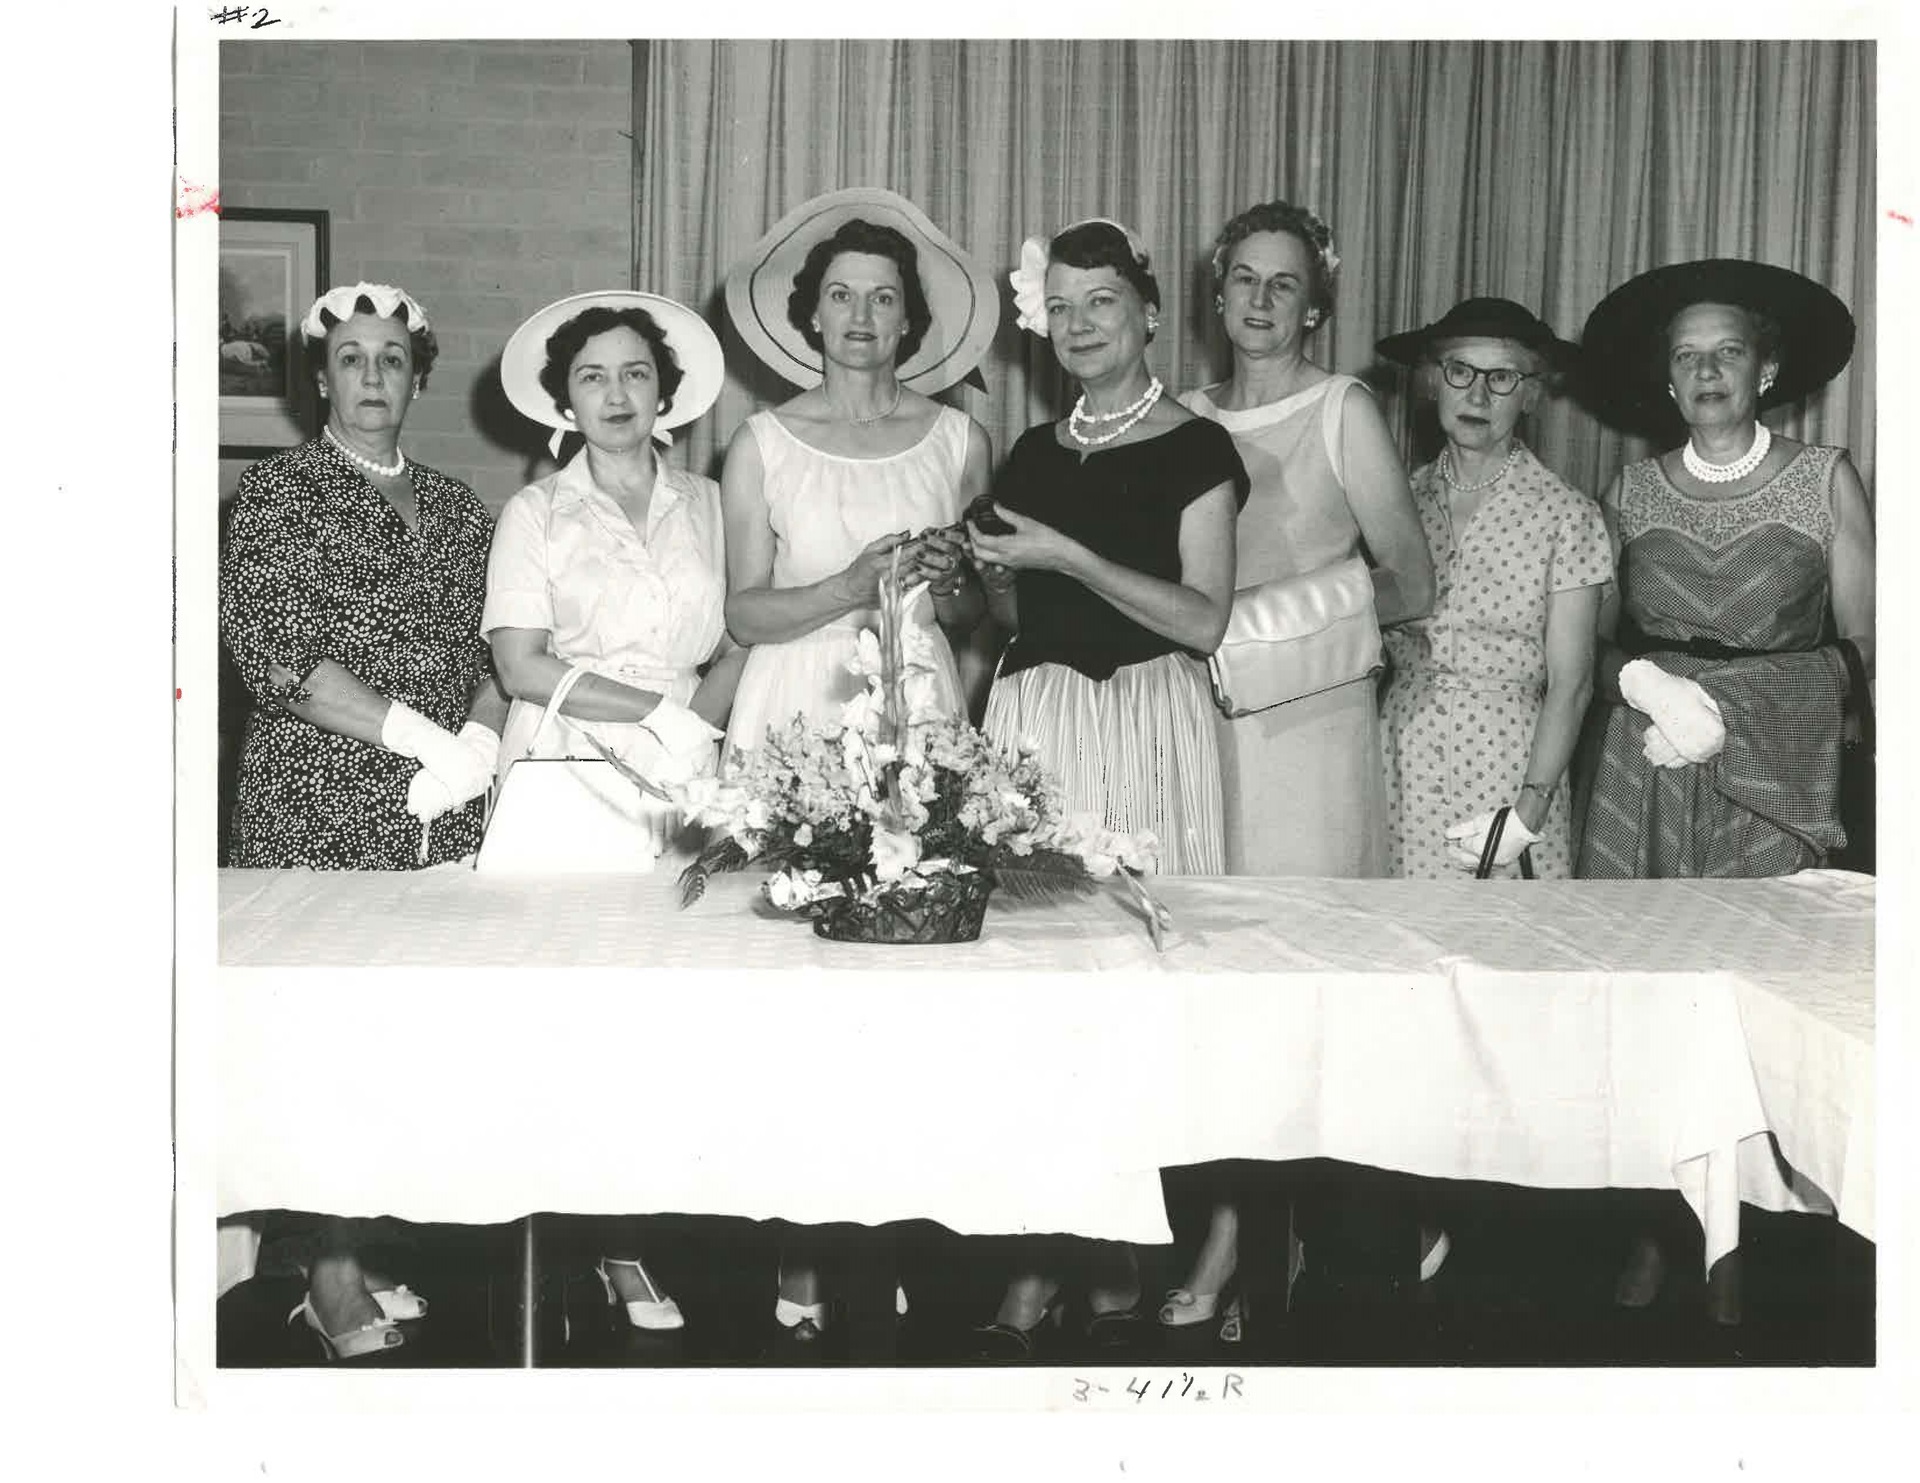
[
  {"xmin": 220, "ymin": 439, "xmax": 496, "ymax": 869},
  {"xmin": 1380, "ymin": 445, "xmax": 1612, "ymax": 879}
]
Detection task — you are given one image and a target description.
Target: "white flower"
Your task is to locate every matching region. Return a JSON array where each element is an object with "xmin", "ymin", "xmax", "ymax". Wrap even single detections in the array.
[
  {"xmin": 793, "ymin": 822, "xmax": 814, "ymax": 848},
  {"xmin": 839, "ymin": 684, "xmax": 882, "ymax": 737},
  {"xmin": 846, "ymin": 628, "xmax": 885, "ymax": 680},
  {"xmin": 765, "ymin": 870, "xmax": 802, "ymax": 909},
  {"xmin": 870, "ymin": 826, "xmax": 923, "ymax": 882},
  {"xmin": 1009, "ymin": 236, "xmax": 1050, "ymax": 335}
]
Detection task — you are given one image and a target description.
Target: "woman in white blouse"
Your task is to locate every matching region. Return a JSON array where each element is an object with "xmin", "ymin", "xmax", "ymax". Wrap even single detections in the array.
[{"xmin": 486, "ymin": 290, "xmax": 744, "ymax": 1332}]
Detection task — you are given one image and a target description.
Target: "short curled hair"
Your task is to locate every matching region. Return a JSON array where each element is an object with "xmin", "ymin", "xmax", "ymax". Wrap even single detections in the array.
[
  {"xmin": 536, "ymin": 306, "xmax": 684, "ymax": 419},
  {"xmin": 1048, "ymin": 221, "xmax": 1162, "ymax": 326},
  {"xmin": 303, "ymin": 291, "xmax": 440, "ymax": 388},
  {"xmin": 786, "ymin": 220, "xmax": 933, "ymax": 363},
  {"xmin": 1210, "ymin": 200, "xmax": 1339, "ymax": 321}
]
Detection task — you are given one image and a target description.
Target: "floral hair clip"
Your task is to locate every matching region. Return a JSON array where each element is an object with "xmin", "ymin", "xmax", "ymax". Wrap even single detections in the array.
[
  {"xmin": 300, "ymin": 282, "xmax": 432, "ymax": 343},
  {"xmin": 1303, "ymin": 206, "xmax": 1342, "ymax": 276},
  {"xmin": 1007, "ymin": 217, "xmax": 1151, "ymax": 337}
]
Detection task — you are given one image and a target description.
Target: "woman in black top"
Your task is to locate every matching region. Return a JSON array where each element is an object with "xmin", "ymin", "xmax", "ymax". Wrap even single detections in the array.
[
  {"xmin": 970, "ymin": 220, "xmax": 1248, "ymax": 876},
  {"xmin": 965, "ymin": 220, "xmax": 1247, "ymax": 1356}
]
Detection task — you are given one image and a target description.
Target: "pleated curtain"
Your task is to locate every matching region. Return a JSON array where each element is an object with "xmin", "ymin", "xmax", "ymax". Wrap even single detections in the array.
[{"xmin": 633, "ymin": 39, "xmax": 1874, "ymax": 501}]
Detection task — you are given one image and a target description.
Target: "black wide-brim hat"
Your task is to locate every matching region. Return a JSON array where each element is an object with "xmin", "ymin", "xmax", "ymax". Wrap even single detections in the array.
[
  {"xmin": 1578, "ymin": 258, "xmax": 1855, "ymax": 441},
  {"xmin": 1375, "ymin": 297, "xmax": 1581, "ymax": 372}
]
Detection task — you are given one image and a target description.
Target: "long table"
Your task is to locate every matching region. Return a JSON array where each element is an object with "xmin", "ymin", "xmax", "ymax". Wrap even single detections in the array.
[{"xmin": 214, "ymin": 867, "xmax": 1873, "ymax": 1292}]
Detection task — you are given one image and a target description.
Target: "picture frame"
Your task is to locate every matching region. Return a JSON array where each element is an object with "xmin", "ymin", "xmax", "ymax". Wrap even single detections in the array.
[{"xmin": 218, "ymin": 207, "xmax": 329, "ymax": 457}]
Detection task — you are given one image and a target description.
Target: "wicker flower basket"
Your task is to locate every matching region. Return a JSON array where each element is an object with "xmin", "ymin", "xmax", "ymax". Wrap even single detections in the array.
[{"xmin": 810, "ymin": 872, "xmax": 995, "ymax": 945}]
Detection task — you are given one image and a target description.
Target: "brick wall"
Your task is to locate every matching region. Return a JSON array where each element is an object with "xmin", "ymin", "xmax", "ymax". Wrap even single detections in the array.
[{"xmin": 217, "ymin": 38, "xmax": 634, "ymax": 512}]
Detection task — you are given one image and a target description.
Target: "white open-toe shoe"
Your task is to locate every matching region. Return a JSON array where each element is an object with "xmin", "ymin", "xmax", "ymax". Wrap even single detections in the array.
[
  {"xmin": 294, "ymin": 1295, "xmax": 404, "ymax": 1360},
  {"xmin": 597, "ymin": 1258, "xmax": 686, "ymax": 1331},
  {"xmin": 1158, "ymin": 1287, "xmax": 1222, "ymax": 1327}
]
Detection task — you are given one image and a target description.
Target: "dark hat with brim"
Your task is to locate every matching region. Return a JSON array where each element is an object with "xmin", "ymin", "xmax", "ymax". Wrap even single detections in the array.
[
  {"xmin": 1376, "ymin": 297, "xmax": 1581, "ymax": 372},
  {"xmin": 1577, "ymin": 258, "xmax": 1854, "ymax": 441}
]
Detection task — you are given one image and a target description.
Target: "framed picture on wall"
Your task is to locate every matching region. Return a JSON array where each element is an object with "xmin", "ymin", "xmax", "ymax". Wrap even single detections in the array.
[{"xmin": 219, "ymin": 208, "xmax": 329, "ymax": 457}]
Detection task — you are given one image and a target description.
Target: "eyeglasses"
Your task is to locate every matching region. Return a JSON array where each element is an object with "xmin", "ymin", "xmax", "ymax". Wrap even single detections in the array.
[{"xmin": 1438, "ymin": 359, "xmax": 1538, "ymax": 397}]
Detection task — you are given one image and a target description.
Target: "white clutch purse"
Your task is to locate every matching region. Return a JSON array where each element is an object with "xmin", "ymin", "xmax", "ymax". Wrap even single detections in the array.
[{"xmin": 1207, "ymin": 555, "xmax": 1384, "ymax": 717}]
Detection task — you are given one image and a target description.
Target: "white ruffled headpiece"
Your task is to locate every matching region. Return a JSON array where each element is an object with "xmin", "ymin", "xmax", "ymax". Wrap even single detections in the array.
[
  {"xmin": 300, "ymin": 282, "xmax": 431, "ymax": 343},
  {"xmin": 1008, "ymin": 217, "xmax": 1151, "ymax": 337}
]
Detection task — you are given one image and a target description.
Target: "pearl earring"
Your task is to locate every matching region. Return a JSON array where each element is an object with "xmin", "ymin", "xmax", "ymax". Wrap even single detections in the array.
[{"xmin": 562, "ymin": 408, "xmax": 576, "ymax": 421}]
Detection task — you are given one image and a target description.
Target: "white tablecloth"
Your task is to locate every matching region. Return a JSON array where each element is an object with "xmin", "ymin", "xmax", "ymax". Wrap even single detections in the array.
[{"xmin": 214, "ymin": 867, "xmax": 1873, "ymax": 1282}]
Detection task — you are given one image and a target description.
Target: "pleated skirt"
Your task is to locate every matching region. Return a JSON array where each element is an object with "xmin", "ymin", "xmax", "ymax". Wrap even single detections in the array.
[{"xmin": 983, "ymin": 652, "xmax": 1225, "ymax": 875}]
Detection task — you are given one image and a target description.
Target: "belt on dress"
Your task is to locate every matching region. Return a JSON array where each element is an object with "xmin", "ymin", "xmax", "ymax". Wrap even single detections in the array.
[{"xmin": 1416, "ymin": 670, "xmax": 1542, "ymax": 701}]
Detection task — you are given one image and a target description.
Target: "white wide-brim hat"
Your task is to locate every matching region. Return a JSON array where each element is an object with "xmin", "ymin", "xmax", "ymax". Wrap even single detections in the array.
[
  {"xmin": 724, "ymin": 187, "xmax": 999, "ymax": 394},
  {"xmin": 501, "ymin": 290, "xmax": 725, "ymax": 451}
]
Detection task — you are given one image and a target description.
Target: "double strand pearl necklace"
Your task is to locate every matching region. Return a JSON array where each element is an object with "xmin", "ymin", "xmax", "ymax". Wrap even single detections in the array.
[
  {"xmin": 1069, "ymin": 376, "xmax": 1163, "ymax": 447},
  {"xmin": 1439, "ymin": 443, "xmax": 1519, "ymax": 493},
  {"xmin": 1681, "ymin": 422, "xmax": 1771, "ymax": 484},
  {"xmin": 325, "ymin": 425, "xmax": 406, "ymax": 479},
  {"xmin": 834, "ymin": 381, "xmax": 903, "ymax": 426}
]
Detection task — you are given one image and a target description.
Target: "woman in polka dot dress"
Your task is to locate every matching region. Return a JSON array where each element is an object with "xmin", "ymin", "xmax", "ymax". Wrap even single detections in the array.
[
  {"xmin": 1374, "ymin": 299, "xmax": 1613, "ymax": 881},
  {"xmin": 221, "ymin": 283, "xmax": 506, "ymax": 877},
  {"xmin": 219, "ymin": 284, "xmax": 508, "ymax": 1359}
]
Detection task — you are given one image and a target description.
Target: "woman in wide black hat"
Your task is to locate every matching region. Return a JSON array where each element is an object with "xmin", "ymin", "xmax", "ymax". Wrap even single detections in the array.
[
  {"xmin": 1575, "ymin": 260, "xmax": 1873, "ymax": 885},
  {"xmin": 1375, "ymin": 297, "xmax": 1612, "ymax": 883},
  {"xmin": 1575, "ymin": 259, "xmax": 1873, "ymax": 1315}
]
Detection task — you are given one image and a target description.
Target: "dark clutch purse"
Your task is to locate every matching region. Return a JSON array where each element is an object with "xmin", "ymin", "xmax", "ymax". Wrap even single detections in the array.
[{"xmin": 964, "ymin": 493, "xmax": 1015, "ymax": 536}]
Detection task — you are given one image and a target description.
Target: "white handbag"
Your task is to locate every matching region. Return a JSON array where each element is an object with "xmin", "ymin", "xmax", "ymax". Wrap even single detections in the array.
[
  {"xmin": 1207, "ymin": 555, "xmax": 1384, "ymax": 717},
  {"xmin": 474, "ymin": 665, "xmax": 680, "ymax": 875}
]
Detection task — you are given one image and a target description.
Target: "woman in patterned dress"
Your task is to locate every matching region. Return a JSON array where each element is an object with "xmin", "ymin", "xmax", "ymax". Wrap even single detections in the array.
[
  {"xmin": 1375, "ymin": 299, "xmax": 1612, "ymax": 882},
  {"xmin": 1368, "ymin": 298, "xmax": 1612, "ymax": 1294},
  {"xmin": 966, "ymin": 219, "xmax": 1248, "ymax": 1356},
  {"xmin": 219, "ymin": 282, "xmax": 508, "ymax": 1359},
  {"xmin": 487, "ymin": 290, "xmax": 741, "ymax": 1335},
  {"xmin": 1574, "ymin": 260, "xmax": 1872, "ymax": 1314}
]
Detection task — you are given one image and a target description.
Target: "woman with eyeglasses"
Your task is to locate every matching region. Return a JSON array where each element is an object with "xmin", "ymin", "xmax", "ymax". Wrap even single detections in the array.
[{"xmin": 1374, "ymin": 299, "xmax": 1612, "ymax": 881}]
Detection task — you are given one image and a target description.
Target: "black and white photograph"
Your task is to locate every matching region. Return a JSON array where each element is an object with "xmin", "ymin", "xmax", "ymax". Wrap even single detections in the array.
[{"xmin": 161, "ymin": 2, "xmax": 1916, "ymax": 1462}]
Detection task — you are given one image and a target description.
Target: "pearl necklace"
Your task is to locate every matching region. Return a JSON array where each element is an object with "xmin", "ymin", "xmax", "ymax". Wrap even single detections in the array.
[
  {"xmin": 835, "ymin": 381, "xmax": 903, "ymax": 426},
  {"xmin": 1439, "ymin": 444, "xmax": 1519, "ymax": 494},
  {"xmin": 1681, "ymin": 422, "xmax": 1770, "ymax": 484},
  {"xmin": 325, "ymin": 426, "xmax": 406, "ymax": 479},
  {"xmin": 1069, "ymin": 377, "xmax": 1163, "ymax": 447}
]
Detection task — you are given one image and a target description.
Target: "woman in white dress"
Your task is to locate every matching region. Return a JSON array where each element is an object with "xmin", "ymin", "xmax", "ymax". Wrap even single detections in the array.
[
  {"xmin": 720, "ymin": 189, "xmax": 998, "ymax": 1345},
  {"xmin": 487, "ymin": 289, "xmax": 741, "ymax": 1333},
  {"xmin": 1162, "ymin": 201, "xmax": 1432, "ymax": 1345}
]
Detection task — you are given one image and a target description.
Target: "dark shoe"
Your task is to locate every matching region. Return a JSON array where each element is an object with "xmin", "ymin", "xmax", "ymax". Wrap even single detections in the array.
[
  {"xmin": 1084, "ymin": 1305, "xmax": 1145, "ymax": 1351},
  {"xmin": 970, "ymin": 1301, "xmax": 1062, "ymax": 1362}
]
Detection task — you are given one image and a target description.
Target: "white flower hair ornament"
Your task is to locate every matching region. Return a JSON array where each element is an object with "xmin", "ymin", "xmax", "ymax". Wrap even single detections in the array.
[
  {"xmin": 1009, "ymin": 237, "xmax": 1051, "ymax": 336},
  {"xmin": 301, "ymin": 282, "xmax": 431, "ymax": 343},
  {"xmin": 1008, "ymin": 218, "xmax": 1153, "ymax": 338}
]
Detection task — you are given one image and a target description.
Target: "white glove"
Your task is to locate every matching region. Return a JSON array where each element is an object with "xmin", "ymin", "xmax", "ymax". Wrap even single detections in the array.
[
  {"xmin": 383, "ymin": 702, "xmax": 495, "ymax": 821},
  {"xmin": 1446, "ymin": 806, "xmax": 1543, "ymax": 870},
  {"xmin": 594, "ymin": 700, "xmax": 722, "ymax": 790},
  {"xmin": 1641, "ymin": 723, "xmax": 1691, "ymax": 770},
  {"xmin": 1618, "ymin": 659, "xmax": 1726, "ymax": 764}
]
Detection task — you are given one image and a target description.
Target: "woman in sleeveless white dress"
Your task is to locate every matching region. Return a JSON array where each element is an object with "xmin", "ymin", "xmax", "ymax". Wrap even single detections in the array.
[
  {"xmin": 719, "ymin": 216, "xmax": 993, "ymax": 1345},
  {"xmin": 724, "ymin": 404, "xmax": 978, "ymax": 754},
  {"xmin": 1166, "ymin": 204, "xmax": 1432, "ymax": 1345}
]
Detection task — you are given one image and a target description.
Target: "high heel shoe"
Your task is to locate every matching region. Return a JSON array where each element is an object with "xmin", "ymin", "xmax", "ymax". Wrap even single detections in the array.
[
  {"xmin": 971, "ymin": 1298, "xmax": 1064, "ymax": 1361},
  {"xmin": 597, "ymin": 1258, "xmax": 686, "ymax": 1331},
  {"xmin": 371, "ymin": 1285, "xmax": 427, "ymax": 1322},
  {"xmin": 1158, "ymin": 1287, "xmax": 1222, "ymax": 1327},
  {"xmin": 294, "ymin": 1295, "xmax": 403, "ymax": 1360}
]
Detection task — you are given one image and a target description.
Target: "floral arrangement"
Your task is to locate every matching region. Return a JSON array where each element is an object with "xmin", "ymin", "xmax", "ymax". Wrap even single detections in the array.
[{"xmin": 676, "ymin": 557, "xmax": 1170, "ymax": 946}]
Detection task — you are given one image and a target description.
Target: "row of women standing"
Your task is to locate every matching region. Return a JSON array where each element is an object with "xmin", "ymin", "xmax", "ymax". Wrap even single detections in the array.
[{"xmin": 220, "ymin": 189, "xmax": 1873, "ymax": 1357}]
